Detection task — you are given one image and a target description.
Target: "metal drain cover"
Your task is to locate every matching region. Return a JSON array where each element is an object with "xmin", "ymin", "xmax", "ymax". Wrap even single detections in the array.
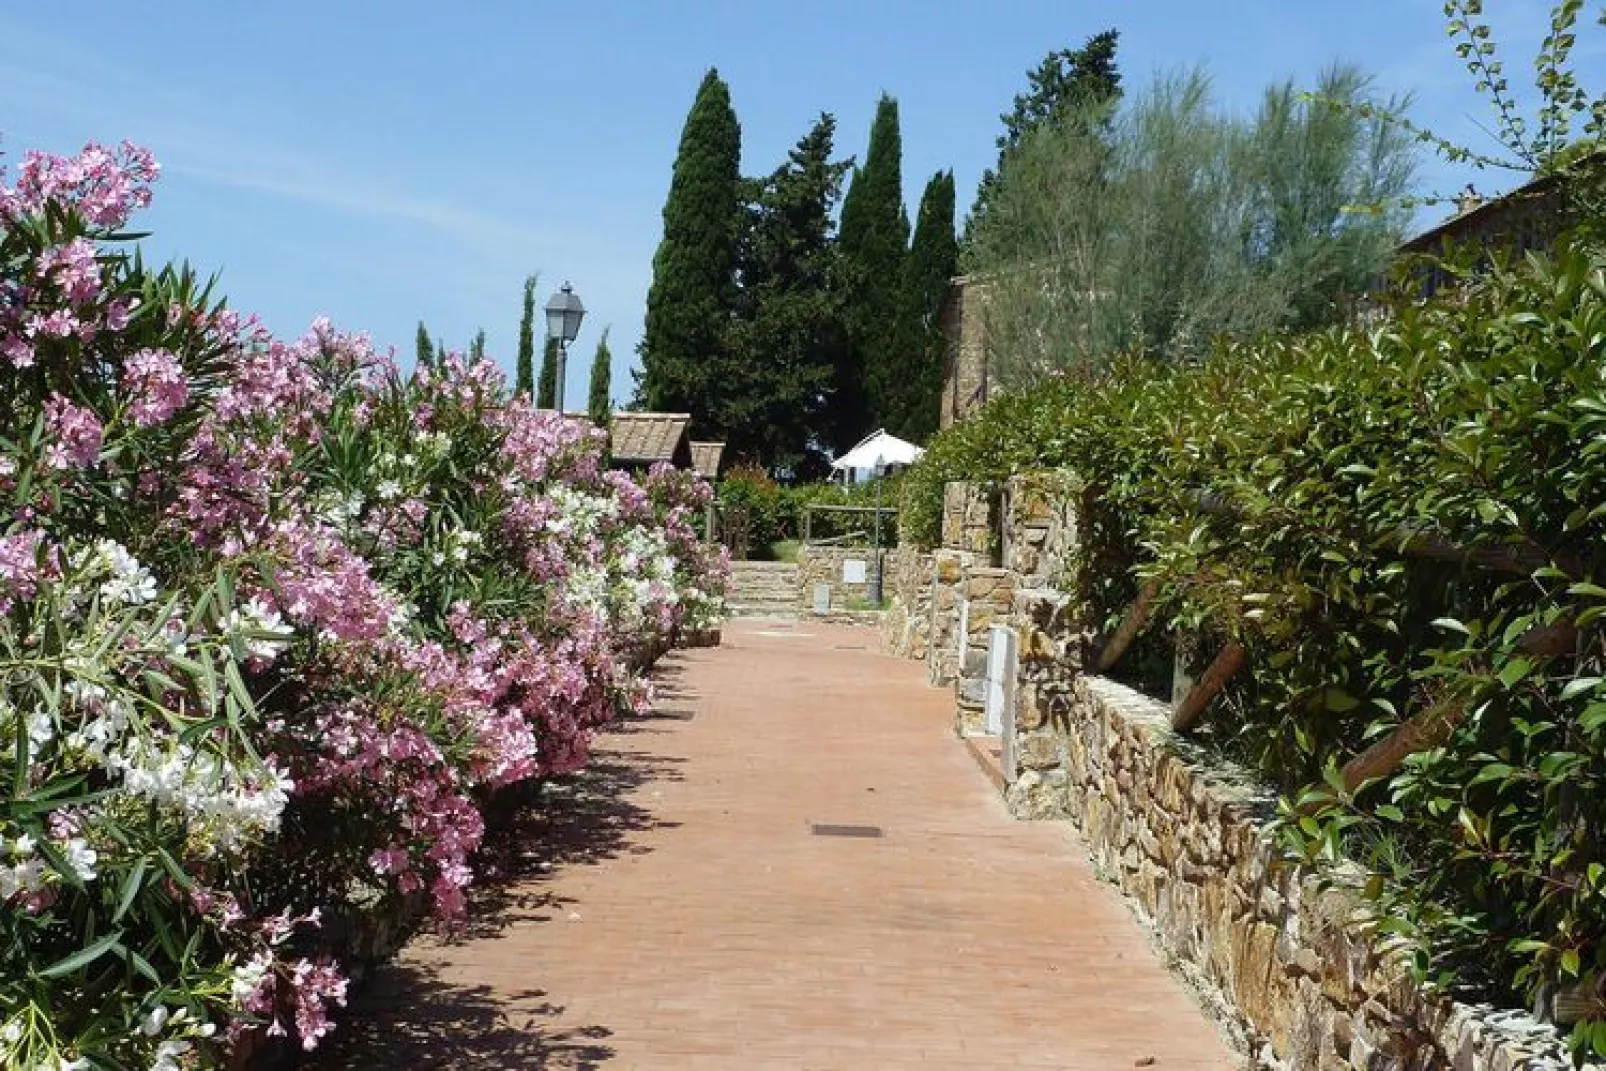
[{"xmin": 810, "ymin": 823, "xmax": 884, "ymax": 838}]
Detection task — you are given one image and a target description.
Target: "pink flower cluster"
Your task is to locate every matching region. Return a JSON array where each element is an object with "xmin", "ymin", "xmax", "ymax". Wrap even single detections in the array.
[
  {"xmin": 120, "ymin": 348, "xmax": 189, "ymax": 427},
  {"xmin": 0, "ymin": 137, "xmax": 729, "ymax": 1064},
  {"xmin": 42, "ymin": 395, "xmax": 104, "ymax": 471}
]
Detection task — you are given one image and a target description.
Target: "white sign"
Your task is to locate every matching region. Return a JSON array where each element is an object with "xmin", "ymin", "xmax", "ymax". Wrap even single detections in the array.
[
  {"xmin": 984, "ymin": 625, "xmax": 1017, "ymax": 737},
  {"xmin": 842, "ymin": 559, "xmax": 867, "ymax": 584}
]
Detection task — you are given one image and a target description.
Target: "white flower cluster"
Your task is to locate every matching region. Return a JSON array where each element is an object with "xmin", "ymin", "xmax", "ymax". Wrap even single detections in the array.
[
  {"xmin": 0, "ymin": 832, "xmax": 47, "ymax": 900},
  {"xmin": 61, "ymin": 680, "xmax": 133, "ymax": 764},
  {"xmin": 108, "ymin": 738, "xmax": 293, "ymax": 856},
  {"xmin": 73, "ymin": 539, "xmax": 157, "ymax": 606},
  {"xmin": 312, "ymin": 489, "xmax": 365, "ymax": 528},
  {"xmin": 545, "ymin": 486, "xmax": 617, "ymax": 540},
  {"xmin": 223, "ymin": 597, "xmax": 293, "ymax": 662},
  {"xmin": 229, "ymin": 952, "xmax": 273, "ymax": 1008},
  {"xmin": 431, "ymin": 527, "xmax": 482, "ymax": 567},
  {"xmin": 0, "ymin": 830, "xmax": 96, "ymax": 898},
  {"xmin": 135, "ymin": 1004, "xmax": 216, "ymax": 1070}
]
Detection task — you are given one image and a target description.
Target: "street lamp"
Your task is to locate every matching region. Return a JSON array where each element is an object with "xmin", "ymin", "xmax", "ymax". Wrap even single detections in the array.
[{"xmin": 544, "ymin": 281, "xmax": 585, "ymax": 411}]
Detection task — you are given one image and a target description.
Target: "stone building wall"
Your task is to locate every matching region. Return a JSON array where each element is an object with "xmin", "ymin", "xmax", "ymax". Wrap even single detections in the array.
[
  {"xmin": 794, "ymin": 545, "xmax": 880, "ymax": 612},
  {"xmin": 939, "ymin": 275, "xmax": 993, "ymax": 431},
  {"xmin": 880, "ymin": 545, "xmax": 934, "ymax": 660}
]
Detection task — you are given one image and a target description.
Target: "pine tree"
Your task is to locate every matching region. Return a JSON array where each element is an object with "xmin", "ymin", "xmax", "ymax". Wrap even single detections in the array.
[
  {"xmin": 726, "ymin": 113, "xmax": 851, "ymax": 474},
  {"xmin": 636, "ymin": 68, "xmax": 742, "ymax": 431},
  {"xmin": 469, "ymin": 329, "xmax": 486, "ymax": 362},
  {"xmin": 415, "ymin": 322, "xmax": 433, "ymax": 368},
  {"xmin": 891, "ymin": 171, "xmax": 958, "ymax": 442},
  {"xmin": 537, "ymin": 336, "xmax": 558, "ymax": 410},
  {"xmin": 968, "ymin": 30, "xmax": 1122, "ymax": 239},
  {"xmin": 837, "ymin": 94, "xmax": 909, "ymax": 447},
  {"xmin": 515, "ymin": 275, "xmax": 537, "ymax": 398},
  {"xmin": 587, "ymin": 328, "xmax": 613, "ymax": 426}
]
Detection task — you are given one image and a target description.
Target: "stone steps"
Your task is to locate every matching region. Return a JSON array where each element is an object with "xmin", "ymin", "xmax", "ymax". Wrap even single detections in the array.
[{"xmin": 727, "ymin": 561, "xmax": 799, "ymax": 617}]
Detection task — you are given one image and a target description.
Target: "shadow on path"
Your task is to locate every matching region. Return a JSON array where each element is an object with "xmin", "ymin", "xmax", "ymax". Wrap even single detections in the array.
[{"xmin": 304, "ymin": 656, "xmax": 698, "ymax": 1068}]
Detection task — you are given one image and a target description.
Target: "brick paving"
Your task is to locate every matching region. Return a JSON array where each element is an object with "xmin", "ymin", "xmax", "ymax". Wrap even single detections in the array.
[{"xmin": 314, "ymin": 618, "xmax": 1240, "ymax": 1070}]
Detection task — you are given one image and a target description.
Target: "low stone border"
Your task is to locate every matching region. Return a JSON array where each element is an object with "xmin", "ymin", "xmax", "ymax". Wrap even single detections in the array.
[{"xmin": 1013, "ymin": 667, "xmax": 1582, "ymax": 1069}]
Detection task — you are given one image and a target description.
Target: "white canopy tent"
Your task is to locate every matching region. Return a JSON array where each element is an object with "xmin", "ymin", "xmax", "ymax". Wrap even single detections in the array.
[
  {"xmin": 830, "ymin": 429, "xmax": 925, "ymax": 483},
  {"xmin": 828, "ymin": 429, "xmax": 924, "ymax": 603}
]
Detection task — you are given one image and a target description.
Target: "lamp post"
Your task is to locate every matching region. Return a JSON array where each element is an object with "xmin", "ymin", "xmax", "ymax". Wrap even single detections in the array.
[{"xmin": 544, "ymin": 281, "xmax": 585, "ymax": 411}]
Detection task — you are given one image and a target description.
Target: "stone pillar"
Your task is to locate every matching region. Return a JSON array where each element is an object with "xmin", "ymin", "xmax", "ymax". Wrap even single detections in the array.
[
  {"xmin": 954, "ymin": 565, "xmax": 1016, "ymax": 736},
  {"xmin": 927, "ymin": 549, "xmax": 973, "ymax": 686},
  {"xmin": 1006, "ymin": 588, "xmax": 1089, "ymax": 819}
]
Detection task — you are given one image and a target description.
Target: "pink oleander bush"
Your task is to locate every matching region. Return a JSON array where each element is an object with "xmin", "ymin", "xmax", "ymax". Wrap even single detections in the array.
[{"xmin": 0, "ymin": 140, "xmax": 726, "ymax": 1068}]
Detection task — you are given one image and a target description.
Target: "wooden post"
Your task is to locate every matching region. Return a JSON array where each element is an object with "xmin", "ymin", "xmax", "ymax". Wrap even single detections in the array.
[
  {"xmin": 1096, "ymin": 581, "xmax": 1160, "ymax": 673},
  {"xmin": 1171, "ymin": 641, "xmax": 1247, "ymax": 731},
  {"xmin": 1340, "ymin": 616, "xmax": 1577, "ymax": 792}
]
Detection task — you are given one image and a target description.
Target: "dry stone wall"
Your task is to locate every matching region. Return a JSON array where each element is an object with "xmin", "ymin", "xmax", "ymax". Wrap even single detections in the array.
[
  {"xmin": 794, "ymin": 545, "xmax": 880, "ymax": 612},
  {"xmin": 895, "ymin": 472, "xmax": 1587, "ymax": 1069}
]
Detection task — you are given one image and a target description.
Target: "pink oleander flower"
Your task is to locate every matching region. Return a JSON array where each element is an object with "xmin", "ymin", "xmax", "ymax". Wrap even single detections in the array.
[
  {"xmin": 0, "ymin": 528, "xmax": 54, "ymax": 611},
  {"xmin": 121, "ymin": 347, "xmax": 189, "ymax": 426},
  {"xmin": 42, "ymin": 394, "xmax": 104, "ymax": 470},
  {"xmin": 4, "ymin": 140, "xmax": 159, "ymax": 229},
  {"xmin": 37, "ymin": 237, "xmax": 102, "ymax": 306}
]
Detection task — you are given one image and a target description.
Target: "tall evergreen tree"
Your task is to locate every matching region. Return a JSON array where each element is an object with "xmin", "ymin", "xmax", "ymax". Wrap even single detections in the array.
[
  {"xmin": 515, "ymin": 275, "xmax": 537, "ymax": 398},
  {"xmin": 890, "ymin": 171, "xmax": 958, "ymax": 442},
  {"xmin": 967, "ymin": 30, "xmax": 1122, "ymax": 239},
  {"xmin": 469, "ymin": 328, "xmax": 486, "ymax": 362},
  {"xmin": 636, "ymin": 68, "xmax": 742, "ymax": 432},
  {"xmin": 537, "ymin": 336, "xmax": 558, "ymax": 410},
  {"xmin": 837, "ymin": 94, "xmax": 909, "ymax": 447},
  {"xmin": 587, "ymin": 328, "xmax": 613, "ymax": 426},
  {"xmin": 726, "ymin": 113, "xmax": 852, "ymax": 474},
  {"xmin": 415, "ymin": 322, "xmax": 433, "ymax": 368}
]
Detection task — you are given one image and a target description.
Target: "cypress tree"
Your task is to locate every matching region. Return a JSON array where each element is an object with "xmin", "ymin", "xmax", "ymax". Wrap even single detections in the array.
[
  {"xmin": 469, "ymin": 329, "xmax": 486, "ymax": 363},
  {"xmin": 837, "ymin": 94, "xmax": 909, "ymax": 446},
  {"xmin": 515, "ymin": 275, "xmax": 537, "ymax": 398},
  {"xmin": 587, "ymin": 328, "xmax": 613, "ymax": 427},
  {"xmin": 968, "ymin": 30, "xmax": 1122, "ymax": 239},
  {"xmin": 537, "ymin": 336, "xmax": 558, "ymax": 410},
  {"xmin": 726, "ymin": 113, "xmax": 851, "ymax": 475},
  {"xmin": 893, "ymin": 171, "xmax": 958, "ymax": 442},
  {"xmin": 636, "ymin": 68, "xmax": 742, "ymax": 431},
  {"xmin": 415, "ymin": 322, "xmax": 433, "ymax": 368}
]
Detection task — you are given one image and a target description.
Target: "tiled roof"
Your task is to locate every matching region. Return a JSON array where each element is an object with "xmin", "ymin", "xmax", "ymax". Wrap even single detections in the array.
[
  {"xmin": 611, "ymin": 411, "xmax": 691, "ymax": 465},
  {"xmin": 689, "ymin": 441, "xmax": 725, "ymax": 480}
]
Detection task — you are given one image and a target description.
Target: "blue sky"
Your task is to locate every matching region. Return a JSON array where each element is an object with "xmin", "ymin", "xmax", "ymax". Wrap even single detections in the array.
[{"xmin": 1, "ymin": 2, "xmax": 1586, "ymax": 408}]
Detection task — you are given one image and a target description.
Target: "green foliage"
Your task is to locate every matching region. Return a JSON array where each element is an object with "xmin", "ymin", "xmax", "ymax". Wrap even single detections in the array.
[
  {"xmin": 636, "ymin": 68, "xmax": 743, "ymax": 429},
  {"xmin": 718, "ymin": 468, "xmax": 900, "ymax": 554},
  {"xmin": 469, "ymin": 328, "xmax": 486, "ymax": 362},
  {"xmin": 891, "ymin": 171, "xmax": 958, "ymax": 443},
  {"xmin": 1324, "ymin": 1, "xmax": 1606, "ymax": 229},
  {"xmin": 588, "ymin": 327, "xmax": 612, "ymax": 426},
  {"xmin": 905, "ymin": 237, "xmax": 1606, "ymax": 1054},
  {"xmin": 414, "ymin": 321, "xmax": 433, "ymax": 369},
  {"xmin": 838, "ymin": 94, "xmax": 910, "ymax": 450},
  {"xmin": 515, "ymin": 275, "xmax": 537, "ymax": 399},
  {"xmin": 537, "ymin": 335, "xmax": 558, "ymax": 410},
  {"xmin": 724, "ymin": 113, "xmax": 852, "ymax": 474},
  {"xmin": 967, "ymin": 65, "xmax": 1415, "ymax": 388},
  {"xmin": 968, "ymin": 29, "xmax": 1122, "ymax": 238}
]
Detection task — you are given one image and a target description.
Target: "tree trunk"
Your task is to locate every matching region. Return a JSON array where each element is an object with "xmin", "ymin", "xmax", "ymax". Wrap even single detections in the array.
[{"xmin": 1171, "ymin": 641, "xmax": 1246, "ymax": 731}]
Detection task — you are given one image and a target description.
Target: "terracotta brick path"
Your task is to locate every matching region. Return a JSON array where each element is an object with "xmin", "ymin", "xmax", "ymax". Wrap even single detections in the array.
[{"xmin": 315, "ymin": 618, "xmax": 1239, "ymax": 1070}]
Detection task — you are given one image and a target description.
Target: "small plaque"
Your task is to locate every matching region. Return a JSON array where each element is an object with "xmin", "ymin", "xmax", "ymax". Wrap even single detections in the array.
[
  {"xmin": 842, "ymin": 559, "xmax": 867, "ymax": 584},
  {"xmin": 812, "ymin": 583, "xmax": 832, "ymax": 614}
]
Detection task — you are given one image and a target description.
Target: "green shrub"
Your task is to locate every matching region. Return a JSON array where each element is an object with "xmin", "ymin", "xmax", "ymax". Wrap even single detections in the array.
[{"xmin": 903, "ymin": 238, "xmax": 1606, "ymax": 1056}]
